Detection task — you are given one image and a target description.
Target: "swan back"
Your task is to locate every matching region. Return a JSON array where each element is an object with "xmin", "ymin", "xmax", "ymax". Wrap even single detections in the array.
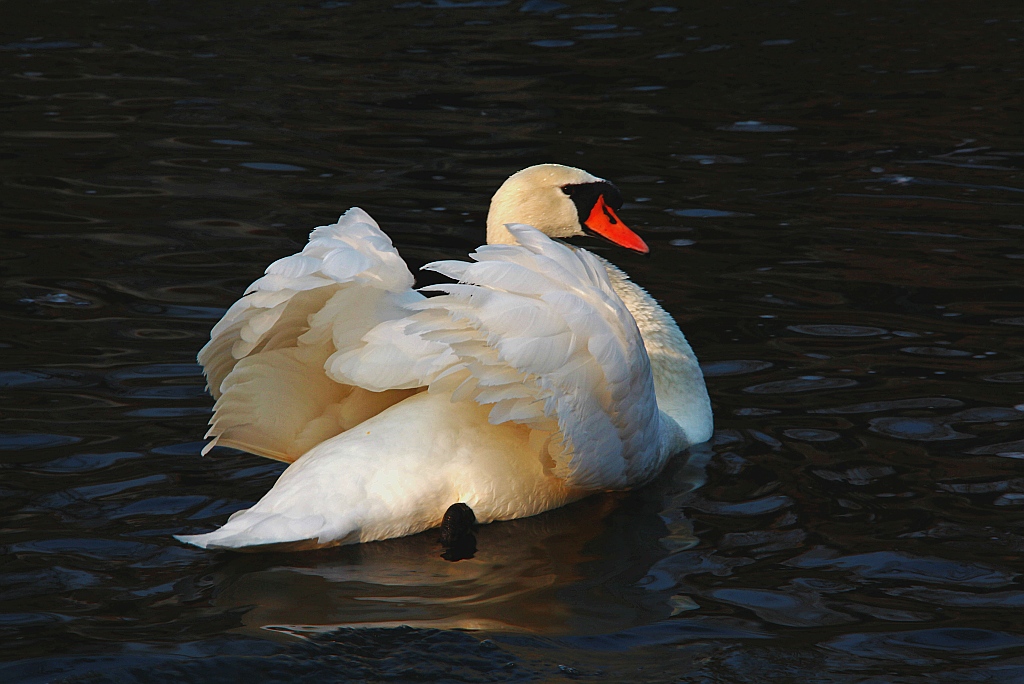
[{"xmin": 331, "ymin": 223, "xmax": 665, "ymax": 490}]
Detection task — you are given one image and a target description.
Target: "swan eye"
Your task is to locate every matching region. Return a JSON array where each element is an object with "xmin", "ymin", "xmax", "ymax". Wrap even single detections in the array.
[{"xmin": 560, "ymin": 184, "xmax": 572, "ymax": 195}]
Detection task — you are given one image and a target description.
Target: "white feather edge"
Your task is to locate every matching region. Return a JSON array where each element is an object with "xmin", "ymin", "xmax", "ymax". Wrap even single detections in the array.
[
  {"xmin": 197, "ymin": 208, "xmax": 421, "ymax": 462},
  {"xmin": 341, "ymin": 223, "xmax": 664, "ymax": 489}
]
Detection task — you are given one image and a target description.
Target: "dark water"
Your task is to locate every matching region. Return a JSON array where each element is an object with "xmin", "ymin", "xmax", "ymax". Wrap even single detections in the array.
[{"xmin": 2, "ymin": 1, "xmax": 1023, "ymax": 681}]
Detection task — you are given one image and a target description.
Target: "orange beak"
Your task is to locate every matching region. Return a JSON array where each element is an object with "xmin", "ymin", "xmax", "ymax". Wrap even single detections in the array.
[{"xmin": 583, "ymin": 195, "xmax": 649, "ymax": 254}]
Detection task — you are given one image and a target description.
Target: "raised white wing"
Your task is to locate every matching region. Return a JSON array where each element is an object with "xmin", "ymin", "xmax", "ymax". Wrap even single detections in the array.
[
  {"xmin": 199, "ymin": 208, "xmax": 423, "ymax": 463},
  {"xmin": 332, "ymin": 223, "xmax": 663, "ymax": 490}
]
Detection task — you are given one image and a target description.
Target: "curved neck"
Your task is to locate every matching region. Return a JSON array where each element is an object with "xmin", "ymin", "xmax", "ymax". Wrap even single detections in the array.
[{"xmin": 599, "ymin": 259, "xmax": 713, "ymax": 449}]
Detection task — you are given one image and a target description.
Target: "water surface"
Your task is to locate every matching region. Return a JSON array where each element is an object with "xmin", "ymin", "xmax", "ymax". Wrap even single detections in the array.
[{"xmin": 2, "ymin": 1, "xmax": 1024, "ymax": 681}]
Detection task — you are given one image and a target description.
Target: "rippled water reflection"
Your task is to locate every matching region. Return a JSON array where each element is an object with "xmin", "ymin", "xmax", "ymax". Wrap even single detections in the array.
[{"xmin": 3, "ymin": 1, "xmax": 1024, "ymax": 681}]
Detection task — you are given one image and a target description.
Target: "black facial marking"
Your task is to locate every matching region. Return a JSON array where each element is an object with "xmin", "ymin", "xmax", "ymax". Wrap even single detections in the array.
[{"xmin": 560, "ymin": 181, "xmax": 624, "ymax": 225}]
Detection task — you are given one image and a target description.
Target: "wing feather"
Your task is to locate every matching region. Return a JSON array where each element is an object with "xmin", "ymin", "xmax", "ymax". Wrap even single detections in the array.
[
  {"xmin": 201, "ymin": 213, "xmax": 664, "ymax": 483},
  {"xmin": 198, "ymin": 208, "xmax": 422, "ymax": 462},
  {"xmin": 411, "ymin": 223, "xmax": 662, "ymax": 489}
]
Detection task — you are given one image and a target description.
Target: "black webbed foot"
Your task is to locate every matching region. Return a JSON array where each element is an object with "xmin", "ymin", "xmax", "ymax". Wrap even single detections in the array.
[{"xmin": 439, "ymin": 502, "xmax": 477, "ymax": 562}]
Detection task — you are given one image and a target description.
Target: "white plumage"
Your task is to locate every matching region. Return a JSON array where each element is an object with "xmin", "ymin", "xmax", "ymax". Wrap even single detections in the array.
[{"xmin": 177, "ymin": 164, "xmax": 712, "ymax": 551}]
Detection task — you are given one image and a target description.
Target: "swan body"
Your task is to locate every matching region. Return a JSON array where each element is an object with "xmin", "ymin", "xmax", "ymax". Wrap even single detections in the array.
[{"xmin": 177, "ymin": 164, "xmax": 712, "ymax": 551}]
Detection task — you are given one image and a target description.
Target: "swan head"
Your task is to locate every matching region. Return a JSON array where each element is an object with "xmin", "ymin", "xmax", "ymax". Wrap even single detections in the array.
[{"xmin": 486, "ymin": 164, "xmax": 649, "ymax": 254}]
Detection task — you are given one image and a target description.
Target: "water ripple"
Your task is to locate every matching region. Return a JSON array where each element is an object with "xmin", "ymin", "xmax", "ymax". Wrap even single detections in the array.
[
  {"xmin": 900, "ymin": 346, "xmax": 973, "ymax": 357},
  {"xmin": 687, "ymin": 495, "xmax": 793, "ymax": 517},
  {"xmin": 869, "ymin": 417, "xmax": 972, "ymax": 441},
  {"xmin": 709, "ymin": 588, "xmax": 853, "ymax": 627},
  {"xmin": 787, "ymin": 324, "xmax": 888, "ymax": 337},
  {"xmin": 783, "ymin": 428, "xmax": 840, "ymax": 442},
  {"xmin": 743, "ymin": 377, "xmax": 858, "ymax": 394},
  {"xmin": 718, "ymin": 121, "xmax": 797, "ymax": 133},
  {"xmin": 701, "ymin": 359, "xmax": 773, "ymax": 377},
  {"xmin": 0, "ymin": 434, "xmax": 82, "ymax": 451},
  {"xmin": 812, "ymin": 397, "xmax": 963, "ymax": 414},
  {"xmin": 34, "ymin": 452, "xmax": 143, "ymax": 473},
  {"xmin": 813, "ymin": 465, "xmax": 895, "ymax": 485},
  {"xmin": 825, "ymin": 628, "xmax": 1024, "ymax": 663},
  {"xmin": 786, "ymin": 549, "xmax": 1016, "ymax": 587}
]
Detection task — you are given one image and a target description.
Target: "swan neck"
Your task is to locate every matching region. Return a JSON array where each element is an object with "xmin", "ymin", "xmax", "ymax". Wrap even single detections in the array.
[{"xmin": 600, "ymin": 258, "xmax": 713, "ymax": 449}]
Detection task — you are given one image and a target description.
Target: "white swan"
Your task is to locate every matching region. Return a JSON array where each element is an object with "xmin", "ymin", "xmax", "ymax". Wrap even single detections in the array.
[{"xmin": 176, "ymin": 164, "xmax": 712, "ymax": 551}]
